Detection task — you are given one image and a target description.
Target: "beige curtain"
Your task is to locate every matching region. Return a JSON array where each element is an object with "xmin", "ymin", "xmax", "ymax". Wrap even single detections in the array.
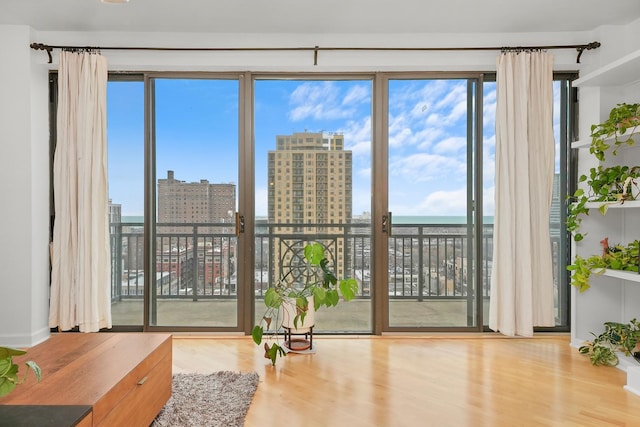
[
  {"xmin": 50, "ymin": 50, "xmax": 112, "ymax": 332},
  {"xmin": 489, "ymin": 51, "xmax": 555, "ymax": 336}
]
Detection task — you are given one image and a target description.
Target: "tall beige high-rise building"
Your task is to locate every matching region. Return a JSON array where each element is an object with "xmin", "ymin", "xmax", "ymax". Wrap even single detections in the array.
[{"xmin": 268, "ymin": 131, "xmax": 352, "ymax": 279}]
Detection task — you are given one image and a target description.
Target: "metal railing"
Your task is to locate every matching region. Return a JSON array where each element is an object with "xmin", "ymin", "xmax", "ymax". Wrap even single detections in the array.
[{"xmin": 110, "ymin": 221, "xmax": 559, "ymax": 303}]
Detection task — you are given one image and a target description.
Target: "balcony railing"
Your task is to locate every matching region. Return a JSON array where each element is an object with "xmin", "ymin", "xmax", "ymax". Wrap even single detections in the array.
[{"xmin": 110, "ymin": 221, "xmax": 559, "ymax": 303}]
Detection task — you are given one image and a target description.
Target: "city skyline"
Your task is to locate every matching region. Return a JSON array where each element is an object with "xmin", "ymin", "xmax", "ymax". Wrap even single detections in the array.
[{"xmin": 106, "ymin": 78, "xmax": 560, "ymax": 220}]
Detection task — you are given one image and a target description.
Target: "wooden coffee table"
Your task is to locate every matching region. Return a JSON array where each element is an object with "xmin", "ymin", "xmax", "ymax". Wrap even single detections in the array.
[{"xmin": 0, "ymin": 333, "xmax": 172, "ymax": 427}]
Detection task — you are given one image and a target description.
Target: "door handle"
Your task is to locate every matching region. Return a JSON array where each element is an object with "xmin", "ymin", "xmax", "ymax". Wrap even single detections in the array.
[
  {"xmin": 382, "ymin": 212, "xmax": 392, "ymax": 236},
  {"xmin": 235, "ymin": 212, "xmax": 245, "ymax": 237}
]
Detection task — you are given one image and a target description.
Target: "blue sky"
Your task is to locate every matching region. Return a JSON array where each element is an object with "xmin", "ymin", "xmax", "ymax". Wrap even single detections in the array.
[{"xmin": 106, "ymin": 78, "xmax": 529, "ymax": 219}]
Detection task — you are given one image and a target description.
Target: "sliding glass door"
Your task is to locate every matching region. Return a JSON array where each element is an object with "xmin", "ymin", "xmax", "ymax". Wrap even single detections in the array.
[
  {"xmin": 107, "ymin": 77, "xmax": 145, "ymax": 326},
  {"xmin": 253, "ymin": 78, "xmax": 373, "ymax": 332},
  {"xmin": 148, "ymin": 76, "xmax": 242, "ymax": 329},
  {"xmin": 99, "ymin": 71, "xmax": 572, "ymax": 333},
  {"xmin": 386, "ymin": 77, "xmax": 480, "ymax": 329}
]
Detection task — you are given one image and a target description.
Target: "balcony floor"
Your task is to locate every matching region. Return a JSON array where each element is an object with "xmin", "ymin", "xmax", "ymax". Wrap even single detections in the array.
[{"xmin": 111, "ymin": 298, "xmax": 490, "ymax": 330}]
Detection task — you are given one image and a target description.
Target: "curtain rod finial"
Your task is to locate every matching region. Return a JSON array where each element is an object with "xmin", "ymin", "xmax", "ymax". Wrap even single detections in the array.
[
  {"xmin": 576, "ymin": 41, "xmax": 601, "ymax": 64},
  {"xmin": 30, "ymin": 42, "xmax": 53, "ymax": 63}
]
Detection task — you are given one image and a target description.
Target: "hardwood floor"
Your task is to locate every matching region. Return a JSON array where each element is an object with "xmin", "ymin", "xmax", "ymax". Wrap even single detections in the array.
[{"xmin": 171, "ymin": 335, "xmax": 640, "ymax": 427}]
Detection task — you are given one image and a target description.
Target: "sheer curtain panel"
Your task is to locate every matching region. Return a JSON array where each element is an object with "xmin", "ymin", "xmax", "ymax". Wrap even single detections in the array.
[
  {"xmin": 50, "ymin": 51, "xmax": 112, "ymax": 332},
  {"xmin": 489, "ymin": 51, "xmax": 555, "ymax": 336}
]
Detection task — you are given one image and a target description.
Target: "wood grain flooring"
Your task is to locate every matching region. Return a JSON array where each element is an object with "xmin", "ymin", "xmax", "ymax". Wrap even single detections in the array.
[{"xmin": 170, "ymin": 335, "xmax": 640, "ymax": 427}]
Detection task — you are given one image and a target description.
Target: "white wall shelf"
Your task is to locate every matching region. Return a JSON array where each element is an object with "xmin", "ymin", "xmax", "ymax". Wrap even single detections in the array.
[
  {"xmin": 571, "ymin": 130, "xmax": 639, "ymax": 150},
  {"xmin": 571, "ymin": 43, "xmax": 640, "ymax": 395},
  {"xmin": 571, "ymin": 139, "xmax": 591, "ymax": 149},
  {"xmin": 584, "ymin": 200, "xmax": 640, "ymax": 209},
  {"xmin": 600, "ymin": 269, "xmax": 640, "ymax": 283},
  {"xmin": 573, "ymin": 48, "xmax": 640, "ymax": 87}
]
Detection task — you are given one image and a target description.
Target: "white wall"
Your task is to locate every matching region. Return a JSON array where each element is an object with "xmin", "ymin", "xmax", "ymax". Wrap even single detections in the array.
[
  {"xmin": 31, "ymin": 30, "xmax": 591, "ymax": 72},
  {"xmin": 0, "ymin": 25, "xmax": 50, "ymax": 347},
  {"xmin": 0, "ymin": 20, "xmax": 635, "ymax": 345}
]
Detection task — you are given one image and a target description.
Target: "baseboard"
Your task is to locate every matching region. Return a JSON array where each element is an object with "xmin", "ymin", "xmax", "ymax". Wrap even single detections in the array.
[{"xmin": 0, "ymin": 327, "xmax": 50, "ymax": 348}]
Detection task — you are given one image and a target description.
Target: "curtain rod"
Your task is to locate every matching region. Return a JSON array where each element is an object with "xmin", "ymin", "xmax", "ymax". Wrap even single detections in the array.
[{"xmin": 30, "ymin": 41, "xmax": 601, "ymax": 65}]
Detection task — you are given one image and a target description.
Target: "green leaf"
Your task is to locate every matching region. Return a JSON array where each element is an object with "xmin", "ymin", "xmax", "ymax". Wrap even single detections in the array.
[
  {"xmin": 0, "ymin": 358, "xmax": 12, "ymax": 377},
  {"xmin": 291, "ymin": 312, "xmax": 304, "ymax": 330},
  {"xmin": 325, "ymin": 289, "xmax": 339, "ymax": 307},
  {"xmin": 0, "ymin": 347, "xmax": 26, "ymax": 359},
  {"xmin": 312, "ymin": 286, "xmax": 326, "ymax": 308},
  {"xmin": 252, "ymin": 325, "xmax": 264, "ymax": 345},
  {"xmin": 25, "ymin": 361, "xmax": 41, "ymax": 383},
  {"xmin": 266, "ymin": 343, "xmax": 286, "ymax": 366},
  {"xmin": 0, "ymin": 376, "xmax": 16, "ymax": 398},
  {"xmin": 320, "ymin": 258, "xmax": 337, "ymax": 286},
  {"xmin": 304, "ymin": 242, "xmax": 325, "ymax": 265},
  {"xmin": 264, "ymin": 288, "xmax": 282, "ymax": 309},
  {"xmin": 598, "ymin": 203, "xmax": 609, "ymax": 215},
  {"xmin": 339, "ymin": 278, "xmax": 359, "ymax": 301},
  {"xmin": 609, "ymin": 259, "xmax": 622, "ymax": 270}
]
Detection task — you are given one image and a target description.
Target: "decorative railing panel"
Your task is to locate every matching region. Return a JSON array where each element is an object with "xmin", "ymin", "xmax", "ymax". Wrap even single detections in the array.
[{"xmin": 109, "ymin": 221, "xmax": 560, "ymax": 303}]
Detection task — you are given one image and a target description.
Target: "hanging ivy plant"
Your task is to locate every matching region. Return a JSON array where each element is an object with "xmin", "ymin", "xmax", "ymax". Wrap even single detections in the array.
[
  {"xmin": 590, "ymin": 103, "xmax": 640, "ymax": 161},
  {"xmin": 566, "ymin": 165, "xmax": 640, "ymax": 241},
  {"xmin": 567, "ymin": 239, "xmax": 640, "ymax": 292}
]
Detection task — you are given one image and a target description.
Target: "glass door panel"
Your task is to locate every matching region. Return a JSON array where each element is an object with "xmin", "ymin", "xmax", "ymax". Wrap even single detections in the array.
[
  {"xmin": 150, "ymin": 77, "xmax": 240, "ymax": 328},
  {"xmin": 253, "ymin": 78, "xmax": 372, "ymax": 332},
  {"xmin": 387, "ymin": 78, "xmax": 477, "ymax": 328},
  {"xmin": 481, "ymin": 80, "xmax": 496, "ymax": 326},
  {"xmin": 107, "ymin": 78, "xmax": 145, "ymax": 326}
]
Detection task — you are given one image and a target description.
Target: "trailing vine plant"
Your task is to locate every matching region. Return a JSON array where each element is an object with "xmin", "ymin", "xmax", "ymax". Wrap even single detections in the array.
[
  {"xmin": 566, "ymin": 165, "xmax": 640, "ymax": 242},
  {"xmin": 579, "ymin": 319, "xmax": 640, "ymax": 366},
  {"xmin": 590, "ymin": 103, "xmax": 640, "ymax": 161},
  {"xmin": 568, "ymin": 239, "xmax": 639, "ymax": 292},
  {"xmin": 0, "ymin": 347, "xmax": 41, "ymax": 397}
]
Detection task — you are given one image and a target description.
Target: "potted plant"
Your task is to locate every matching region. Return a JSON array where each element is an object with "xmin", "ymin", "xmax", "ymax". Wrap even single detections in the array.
[
  {"xmin": 590, "ymin": 102, "xmax": 640, "ymax": 161},
  {"xmin": 0, "ymin": 346, "xmax": 41, "ymax": 397},
  {"xmin": 251, "ymin": 242, "xmax": 358, "ymax": 365},
  {"xmin": 579, "ymin": 319, "xmax": 640, "ymax": 366}
]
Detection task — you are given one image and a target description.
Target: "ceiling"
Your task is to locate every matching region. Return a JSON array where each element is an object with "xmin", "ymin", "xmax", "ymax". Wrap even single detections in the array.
[{"xmin": 2, "ymin": 0, "xmax": 640, "ymax": 34}]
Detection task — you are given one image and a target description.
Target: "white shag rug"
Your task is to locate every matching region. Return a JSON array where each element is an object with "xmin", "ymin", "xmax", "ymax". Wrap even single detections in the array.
[{"xmin": 151, "ymin": 371, "xmax": 259, "ymax": 427}]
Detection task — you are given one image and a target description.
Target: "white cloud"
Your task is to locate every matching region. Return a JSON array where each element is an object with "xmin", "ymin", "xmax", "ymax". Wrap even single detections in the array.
[
  {"xmin": 483, "ymin": 146, "xmax": 496, "ymax": 186},
  {"xmin": 389, "ymin": 126, "xmax": 414, "ymax": 148},
  {"xmin": 483, "ymin": 186, "xmax": 495, "ymax": 216},
  {"xmin": 483, "ymin": 133, "xmax": 496, "ymax": 152},
  {"xmin": 389, "ymin": 112, "xmax": 447, "ymax": 150},
  {"xmin": 341, "ymin": 116, "xmax": 371, "ymax": 155},
  {"xmin": 433, "ymin": 136, "xmax": 467, "ymax": 154},
  {"xmin": 288, "ymin": 81, "xmax": 370, "ymax": 122},
  {"xmin": 388, "ymin": 80, "xmax": 471, "ymax": 155},
  {"xmin": 391, "ymin": 187, "xmax": 468, "ymax": 216},
  {"xmin": 483, "ymin": 85, "xmax": 497, "ymax": 130},
  {"xmin": 349, "ymin": 140, "xmax": 371, "ymax": 157},
  {"xmin": 417, "ymin": 188, "xmax": 469, "ymax": 215},
  {"xmin": 388, "ymin": 113, "xmax": 414, "ymax": 148},
  {"xmin": 389, "ymin": 152, "xmax": 465, "ymax": 182},
  {"xmin": 343, "ymin": 84, "xmax": 370, "ymax": 106},
  {"xmin": 358, "ymin": 167, "xmax": 371, "ymax": 178}
]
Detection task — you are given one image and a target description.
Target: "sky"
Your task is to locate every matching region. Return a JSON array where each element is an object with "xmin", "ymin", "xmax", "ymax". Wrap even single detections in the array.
[{"xmin": 106, "ymin": 77, "xmax": 560, "ymax": 219}]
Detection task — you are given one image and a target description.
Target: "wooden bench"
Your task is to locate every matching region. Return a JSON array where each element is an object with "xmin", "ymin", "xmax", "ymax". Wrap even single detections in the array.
[{"xmin": 0, "ymin": 333, "xmax": 172, "ymax": 427}]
